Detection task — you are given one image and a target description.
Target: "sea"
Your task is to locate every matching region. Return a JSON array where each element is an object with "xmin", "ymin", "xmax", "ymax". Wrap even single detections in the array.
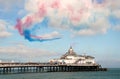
[{"xmin": 0, "ymin": 68, "xmax": 120, "ymax": 79}]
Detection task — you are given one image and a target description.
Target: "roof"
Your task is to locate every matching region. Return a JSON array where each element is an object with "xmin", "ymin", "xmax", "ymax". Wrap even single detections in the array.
[
  {"xmin": 85, "ymin": 55, "xmax": 94, "ymax": 59},
  {"xmin": 60, "ymin": 46, "xmax": 77, "ymax": 59},
  {"xmin": 60, "ymin": 46, "xmax": 95, "ymax": 59}
]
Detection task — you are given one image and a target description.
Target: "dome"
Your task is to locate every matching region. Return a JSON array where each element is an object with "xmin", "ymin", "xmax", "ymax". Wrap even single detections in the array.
[{"xmin": 60, "ymin": 46, "xmax": 77, "ymax": 59}]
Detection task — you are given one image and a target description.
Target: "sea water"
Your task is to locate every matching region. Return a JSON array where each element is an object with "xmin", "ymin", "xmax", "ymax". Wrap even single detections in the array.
[{"xmin": 0, "ymin": 68, "xmax": 120, "ymax": 79}]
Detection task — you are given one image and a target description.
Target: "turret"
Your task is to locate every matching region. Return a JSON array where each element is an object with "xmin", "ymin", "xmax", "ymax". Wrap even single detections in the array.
[
  {"xmin": 60, "ymin": 46, "xmax": 77, "ymax": 59},
  {"xmin": 67, "ymin": 46, "xmax": 76, "ymax": 56}
]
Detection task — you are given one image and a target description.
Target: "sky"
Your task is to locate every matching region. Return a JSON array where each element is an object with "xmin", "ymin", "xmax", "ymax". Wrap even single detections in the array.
[{"xmin": 0, "ymin": 0, "xmax": 120, "ymax": 68}]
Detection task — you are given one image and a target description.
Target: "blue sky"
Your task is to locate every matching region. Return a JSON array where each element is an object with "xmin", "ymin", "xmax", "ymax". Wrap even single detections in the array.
[{"xmin": 0, "ymin": 0, "xmax": 120, "ymax": 68}]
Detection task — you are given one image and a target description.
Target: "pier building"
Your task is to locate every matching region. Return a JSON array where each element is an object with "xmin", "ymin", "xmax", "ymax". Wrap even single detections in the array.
[{"xmin": 49, "ymin": 46, "xmax": 95, "ymax": 65}]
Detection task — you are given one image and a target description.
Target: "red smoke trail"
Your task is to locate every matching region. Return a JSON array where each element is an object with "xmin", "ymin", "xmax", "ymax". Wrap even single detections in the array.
[
  {"xmin": 24, "ymin": 16, "xmax": 33, "ymax": 27},
  {"xmin": 15, "ymin": 2, "xmax": 48, "ymax": 36},
  {"xmin": 37, "ymin": 3, "xmax": 47, "ymax": 18},
  {"xmin": 51, "ymin": 0, "xmax": 61, "ymax": 9},
  {"xmin": 15, "ymin": 19, "xmax": 23, "ymax": 35}
]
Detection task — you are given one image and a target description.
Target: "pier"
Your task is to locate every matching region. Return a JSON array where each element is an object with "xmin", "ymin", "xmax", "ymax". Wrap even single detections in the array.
[
  {"xmin": 0, "ymin": 62, "xmax": 107, "ymax": 74},
  {"xmin": 0, "ymin": 47, "xmax": 107, "ymax": 74}
]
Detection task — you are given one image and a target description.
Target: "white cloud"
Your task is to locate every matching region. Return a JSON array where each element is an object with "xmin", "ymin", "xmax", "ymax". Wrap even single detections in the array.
[
  {"xmin": 1, "ymin": 0, "xmax": 120, "ymax": 37},
  {"xmin": 0, "ymin": 0, "xmax": 24, "ymax": 11},
  {"xmin": 0, "ymin": 44, "xmax": 57, "ymax": 56},
  {"xmin": 0, "ymin": 44, "xmax": 58, "ymax": 62},
  {"xmin": 73, "ymin": 16, "xmax": 110, "ymax": 36},
  {"xmin": 23, "ymin": 0, "xmax": 118, "ymax": 36},
  {"xmin": 107, "ymin": 0, "xmax": 120, "ymax": 10},
  {"xmin": 113, "ymin": 26, "xmax": 120, "ymax": 31},
  {"xmin": 39, "ymin": 31, "xmax": 61, "ymax": 40},
  {"xmin": 0, "ymin": 20, "xmax": 12, "ymax": 38}
]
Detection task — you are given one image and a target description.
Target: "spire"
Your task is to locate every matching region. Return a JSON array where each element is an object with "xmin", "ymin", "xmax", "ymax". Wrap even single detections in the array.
[
  {"xmin": 69, "ymin": 46, "xmax": 73, "ymax": 54},
  {"xmin": 70, "ymin": 46, "xmax": 72, "ymax": 49},
  {"xmin": 68, "ymin": 46, "xmax": 76, "ymax": 55}
]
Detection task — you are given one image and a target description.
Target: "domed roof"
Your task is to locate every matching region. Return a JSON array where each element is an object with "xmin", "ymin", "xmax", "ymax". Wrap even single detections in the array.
[
  {"xmin": 68, "ymin": 46, "xmax": 76, "ymax": 55},
  {"xmin": 60, "ymin": 46, "xmax": 77, "ymax": 59}
]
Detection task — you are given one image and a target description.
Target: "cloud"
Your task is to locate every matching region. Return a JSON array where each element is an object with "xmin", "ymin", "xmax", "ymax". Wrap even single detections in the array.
[
  {"xmin": 37, "ymin": 31, "xmax": 61, "ymax": 40},
  {"xmin": 74, "ymin": 16, "xmax": 110, "ymax": 35},
  {"xmin": 0, "ymin": 44, "xmax": 58, "ymax": 61},
  {"xmin": 113, "ymin": 26, "xmax": 120, "ymax": 31},
  {"xmin": 15, "ymin": 0, "xmax": 120, "ymax": 38},
  {"xmin": 0, "ymin": 20, "xmax": 12, "ymax": 38},
  {"xmin": 0, "ymin": 0, "xmax": 24, "ymax": 11},
  {"xmin": 0, "ymin": 44, "xmax": 56, "ymax": 56}
]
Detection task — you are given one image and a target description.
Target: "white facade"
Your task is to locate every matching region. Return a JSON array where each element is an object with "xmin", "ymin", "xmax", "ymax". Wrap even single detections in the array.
[{"xmin": 49, "ymin": 47, "xmax": 96, "ymax": 65}]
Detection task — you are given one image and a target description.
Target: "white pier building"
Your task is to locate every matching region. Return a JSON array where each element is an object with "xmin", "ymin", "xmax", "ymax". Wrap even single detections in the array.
[{"xmin": 49, "ymin": 46, "xmax": 95, "ymax": 65}]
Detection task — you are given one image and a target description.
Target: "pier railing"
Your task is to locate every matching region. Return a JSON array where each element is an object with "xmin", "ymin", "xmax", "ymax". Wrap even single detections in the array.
[{"xmin": 0, "ymin": 62, "xmax": 99, "ymax": 67}]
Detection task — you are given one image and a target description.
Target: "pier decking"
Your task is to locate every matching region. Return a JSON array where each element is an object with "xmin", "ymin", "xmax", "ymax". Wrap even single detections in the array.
[{"xmin": 0, "ymin": 62, "xmax": 107, "ymax": 74}]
